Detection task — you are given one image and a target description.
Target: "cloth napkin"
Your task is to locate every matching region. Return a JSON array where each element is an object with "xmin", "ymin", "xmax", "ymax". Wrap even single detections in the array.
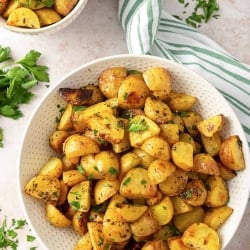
[{"xmin": 118, "ymin": 0, "xmax": 250, "ymax": 146}]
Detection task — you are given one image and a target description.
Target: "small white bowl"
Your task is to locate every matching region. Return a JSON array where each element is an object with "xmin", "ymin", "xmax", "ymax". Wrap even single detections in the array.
[
  {"xmin": 0, "ymin": 0, "xmax": 88, "ymax": 35},
  {"xmin": 18, "ymin": 54, "xmax": 250, "ymax": 249}
]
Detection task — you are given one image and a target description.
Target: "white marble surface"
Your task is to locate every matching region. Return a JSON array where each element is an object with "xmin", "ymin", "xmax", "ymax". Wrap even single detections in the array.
[{"xmin": 0, "ymin": 0, "xmax": 249, "ymax": 249}]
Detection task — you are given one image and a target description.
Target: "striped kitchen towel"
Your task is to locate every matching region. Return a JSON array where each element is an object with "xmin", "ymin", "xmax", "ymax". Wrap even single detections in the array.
[{"xmin": 118, "ymin": 0, "xmax": 250, "ymax": 146}]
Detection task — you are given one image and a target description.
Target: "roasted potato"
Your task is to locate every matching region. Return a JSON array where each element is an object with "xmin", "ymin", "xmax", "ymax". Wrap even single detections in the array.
[
  {"xmin": 119, "ymin": 204, "xmax": 148, "ymax": 222},
  {"xmin": 73, "ymin": 232, "xmax": 92, "ymax": 250},
  {"xmin": 38, "ymin": 157, "xmax": 63, "ymax": 178},
  {"xmin": 49, "ymin": 130, "xmax": 70, "ymax": 153},
  {"xmin": 72, "ymin": 211, "xmax": 88, "ymax": 235},
  {"xmin": 171, "ymin": 196, "xmax": 193, "ymax": 215},
  {"xmin": 35, "ymin": 8, "xmax": 62, "ymax": 26},
  {"xmin": 182, "ymin": 111, "xmax": 202, "ymax": 136},
  {"xmin": 62, "ymin": 169, "xmax": 86, "ymax": 187},
  {"xmin": 0, "ymin": 0, "xmax": 8, "ymax": 15},
  {"xmin": 160, "ymin": 123, "xmax": 179, "ymax": 145},
  {"xmin": 19, "ymin": 0, "xmax": 45, "ymax": 9},
  {"xmin": 3, "ymin": 0, "xmax": 21, "ymax": 18},
  {"xmin": 168, "ymin": 236, "xmax": 193, "ymax": 250},
  {"xmin": 54, "ymin": 0, "xmax": 78, "ymax": 16},
  {"xmin": 142, "ymin": 240, "xmax": 168, "ymax": 250}
]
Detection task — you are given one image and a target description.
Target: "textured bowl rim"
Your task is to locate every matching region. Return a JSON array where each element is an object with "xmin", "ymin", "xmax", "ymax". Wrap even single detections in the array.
[
  {"xmin": 0, "ymin": 0, "xmax": 88, "ymax": 35},
  {"xmin": 17, "ymin": 54, "xmax": 250, "ymax": 249}
]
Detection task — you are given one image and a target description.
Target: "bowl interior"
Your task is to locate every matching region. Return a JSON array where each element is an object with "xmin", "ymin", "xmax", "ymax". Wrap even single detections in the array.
[
  {"xmin": 18, "ymin": 54, "xmax": 250, "ymax": 249},
  {"xmin": 0, "ymin": 0, "xmax": 88, "ymax": 35}
]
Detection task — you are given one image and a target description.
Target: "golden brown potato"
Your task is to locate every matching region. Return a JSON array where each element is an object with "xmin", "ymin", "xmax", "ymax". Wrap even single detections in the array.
[
  {"xmin": 98, "ymin": 67, "xmax": 127, "ymax": 98},
  {"xmin": 142, "ymin": 240, "xmax": 168, "ymax": 250},
  {"xmin": 25, "ymin": 175, "xmax": 60, "ymax": 202},
  {"xmin": 0, "ymin": 0, "xmax": 8, "ymax": 15},
  {"xmin": 120, "ymin": 168, "xmax": 157, "ymax": 199},
  {"xmin": 167, "ymin": 92, "xmax": 197, "ymax": 112},
  {"xmin": 49, "ymin": 130, "xmax": 70, "ymax": 153},
  {"xmin": 205, "ymin": 175, "xmax": 229, "ymax": 207},
  {"xmin": 173, "ymin": 207, "xmax": 205, "ymax": 233},
  {"xmin": 67, "ymin": 180, "xmax": 92, "ymax": 212},
  {"xmin": 181, "ymin": 111, "xmax": 202, "ymax": 136},
  {"xmin": 197, "ymin": 114, "xmax": 224, "ymax": 137},
  {"xmin": 62, "ymin": 169, "xmax": 86, "ymax": 187},
  {"xmin": 73, "ymin": 232, "xmax": 92, "ymax": 250},
  {"xmin": 133, "ymin": 148, "xmax": 156, "ymax": 168},
  {"xmin": 193, "ymin": 153, "xmax": 220, "ymax": 176},
  {"xmin": 179, "ymin": 133, "xmax": 197, "ymax": 153},
  {"xmin": 182, "ymin": 222, "xmax": 220, "ymax": 250},
  {"xmin": 72, "ymin": 211, "xmax": 88, "ymax": 235},
  {"xmin": 179, "ymin": 180, "xmax": 207, "ymax": 207},
  {"xmin": 38, "ymin": 157, "xmax": 63, "ymax": 178},
  {"xmin": 144, "ymin": 96, "xmax": 172, "ymax": 124},
  {"xmin": 3, "ymin": 0, "xmax": 21, "ymax": 18},
  {"xmin": 147, "ymin": 159, "xmax": 176, "ymax": 184},
  {"xmin": 168, "ymin": 236, "xmax": 193, "ymax": 250},
  {"xmin": 141, "ymin": 136, "xmax": 171, "ymax": 161},
  {"xmin": 218, "ymin": 163, "xmax": 237, "ymax": 181},
  {"xmin": 219, "ymin": 135, "xmax": 245, "ymax": 171},
  {"xmin": 119, "ymin": 204, "xmax": 148, "ymax": 222},
  {"xmin": 58, "ymin": 179, "xmax": 68, "ymax": 205},
  {"xmin": 204, "ymin": 206, "xmax": 233, "ymax": 230},
  {"xmin": 103, "ymin": 194, "xmax": 131, "ymax": 243},
  {"xmin": 201, "ymin": 132, "xmax": 222, "ymax": 156},
  {"xmin": 7, "ymin": 7, "xmax": 40, "ymax": 28},
  {"xmin": 171, "ymin": 196, "xmax": 193, "ymax": 215},
  {"xmin": 118, "ymin": 74, "xmax": 150, "ymax": 109},
  {"xmin": 151, "ymin": 196, "xmax": 174, "ymax": 225},
  {"xmin": 54, "ymin": 0, "xmax": 78, "ymax": 16},
  {"xmin": 63, "ymin": 134, "xmax": 100, "ymax": 158},
  {"xmin": 146, "ymin": 191, "xmax": 163, "ymax": 206},
  {"xmin": 159, "ymin": 169, "xmax": 189, "ymax": 196},
  {"xmin": 94, "ymin": 179, "xmax": 119, "ymax": 204},
  {"xmin": 171, "ymin": 113, "xmax": 185, "ymax": 132},
  {"xmin": 57, "ymin": 103, "xmax": 73, "ymax": 131},
  {"xmin": 160, "ymin": 123, "xmax": 179, "ymax": 145},
  {"xmin": 19, "ymin": 0, "xmax": 44, "ymax": 9},
  {"xmin": 171, "ymin": 142, "xmax": 193, "ymax": 171},
  {"xmin": 130, "ymin": 208, "xmax": 160, "ymax": 237},
  {"xmin": 128, "ymin": 115, "xmax": 160, "ymax": 148},
  {"xmin": 46, "ymin": 203, "xmax": 71, "ymax": 228},
  {"xmin": 143, "ymin": 67, "xmax": 172, "ymax": 100},
  {"xmin": 35, "ymin": 8, "xmax": 61, "ymax": 26}
]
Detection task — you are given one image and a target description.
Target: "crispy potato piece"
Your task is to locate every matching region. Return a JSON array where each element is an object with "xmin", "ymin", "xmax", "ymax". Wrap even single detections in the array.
[
  {"xmin": 98, "ymin": 67, "xmax": 127, "ymax": 98},
  {"xmin": 179, "ymin": 133, "xmax": 197, "ymax": 153},
  {"xmin": 94, "ymin": 179, "xmax": 119, "ymax": 205},
  {"xmin": 168, "ymin": 236, "xmax": 193, "ymax": 250},
  {"xmin": 193, "ymin": 153, "xmax": 220, "ymax": 176},
  {"xmin": 218, "ymin": 163, "xmax": 237, "ymax": 181},
  {"xmin": 173, "ymin": 207, "xmax": 205, "ymax": 233},
  {"xmin": 130, "ymin": 208, "xmax": 160, "ymax": 237},
  {"xmin": 118, "ymin": 74, "xmax": 150, "ymax": 109},
  {"xmin": 7, "ymin": 7, "xmax": 40, "ymax": 28},
  {"xmin": 103, "ymin": 194, "xmax": 131, "ymax": 243},
  {"xmin": 62, "ymin": 169, "xmax": 86, "ymax": 186},
  {"xmin": 159, "ymin": 169, "xmax": 188, "ymax": 196},
  {"xmin": 49, "ymin": 130, "xmax": 70, "ymax": 153},
  {"xmin": 63, "ymin": 134, "xmax": 100, "ymax": 158},
  {"xmin": 0, "ymin": 0, "xmax": 8, "ymax": 15},
  {"xmin": 58, "ymin": 179, "xmax": 68, "ymax": 205},
  {"xmin": 72, "ymin": 211, "xmax": 88, "ymax": 235},
  {"xmin": 205, "ymin": 175, "xmax": 229, "ymax": 207},
  {"xmin": 67, "ymin": 180, "xmax": 92, "ymax": 212},
  {"xmin": 3, "ymin": 0, "xmax": 21, "ymax": 18},
  {"xmin": 179, "ymin": 180, "xmax": 207, "ymax": 207},
  {"xmin": 119, "ymin": 204, "xmax": 148, "ymax": 222},
  {"xmin": 143, "ymin": 67, "xmax": 172, "ymax": 101},
  {"xmin": 133, "ymin": 148, "xmax": 156, "ymax": 168},
  {"xmin": 160, "ymin": 123, "xmax": 179, "ymax": 145},
  {"xmin": 171, "ymin": 142, "xmax": 193, "ymax": 171},
  {"xmin": 57, "ymin": 103, "xmax": 73, "ymax": 131},
  {"xmin": 19, "ymin": 0, "xmax": 44, "ymax": 9},
  {"xmin": 171, "ymin": 196, "xmax": 193, "ymax": 215},
  {"xmin": 38, "ymin": 157, "xmax": 63, "ymax": 178},
  {"xmin": 73, "ymin": 232, "xmax": 92, "ymax": 250},
  {"xmin": 61, "ymin": 156, "xmax": 76, "ymax": 171},
  {"xmin": 25, "ymin": 175, "xmax": 60, "ymax": 202},
  {"xmin": 46, "ymin": 203, "xmax": 71, "ymax": 228},
  {"xmin": 197, "ymin": 114, "xmax": 224, "ymax": 137},
  {"xmin": 142, "ymin": 240, "xmax": 168, "ymax": 250},
  {"xmin": 151, "ymin": 196, "xmax": 174, "ymax": 225},
  {"xmin": 219, "ymin": 135, "xmax": 245, "ymax": 171},
  {"xmin": 87, "ymin": 222, "xmax": 111, "ymax": 250},
  {"xmin": 129, "ymin": 115, "xmax": 160, "ymax": 148},
  {"xmin": 141, "ymin": 136, "xmax": 171, "ymax": 161},
  {"xmin": 182, "ymin": 111, "xmax": 202, "ymax": 136},
  {"xmin": 182, "ymin": 222, "xmax": 220, "ymax": 250},
  {"xmin": 171, "ymin": 113, "xmax": 185, "ymax": 132},
  {"xmin": 148, "ymin": 159, "xmax": 176, "ymax": 184},
  {"xmin": 144, "ymin": 96, "xmax": 172, "ymax": 124},
  {"xmin": 167, "ymin": 92, "xmax": 197, "ymax": 112},
  {"xmin": 146, "ymin": 191, "xmax": 163, "ymax": 206},
  {"xmin": 201, "ymin": 132, "xmax": 222, "ymax": 156},
  {"xmin": 35, "ymin": 8, "xmax": 61, "ymax": 26},
  {"xmin": 204, "ymin": 206, "xmax": 233, "ymax": 230},
  {"xmin": 54, "ymin": 0, "xmax": 78, "ymax": 16},
  {"xmin": 120, "ymin": 168, "xmax": 157, "ymax": 199}
]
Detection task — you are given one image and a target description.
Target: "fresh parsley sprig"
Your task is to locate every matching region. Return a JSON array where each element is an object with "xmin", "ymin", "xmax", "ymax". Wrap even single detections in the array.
[{"xmin": 0, "ymin": 46, "xmax": 50, "ymax": 147}]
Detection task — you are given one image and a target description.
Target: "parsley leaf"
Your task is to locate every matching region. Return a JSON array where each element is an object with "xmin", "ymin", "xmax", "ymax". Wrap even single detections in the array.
[{"xmin": 128, "ymin": 118, "xmax": 149, "ymax": 132}]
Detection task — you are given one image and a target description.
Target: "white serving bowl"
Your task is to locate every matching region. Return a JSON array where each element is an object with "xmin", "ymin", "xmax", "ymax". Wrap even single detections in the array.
[
  {"xmin": 18, "ymin": 54, "xmax": 250, "ymax": 250},
  {"xmin": 0, "ymin": 0, "xmax": 88, "ymax": 35}
]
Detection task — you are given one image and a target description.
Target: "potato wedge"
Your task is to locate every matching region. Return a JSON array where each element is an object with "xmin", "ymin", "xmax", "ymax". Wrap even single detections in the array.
[
  {"xmin": 133, "ymin": 148, "xmax": 156, "ymax": 168},
  {"xmin": 54, "ymin": 0, "xmax": 78, "ymax": 16},
  {"xmin": 168, "ymin": 236, "xmax": 193, "ymax": 250},
  {"xmin": 143, "ymin": 67, "xmax": 172, "ymax": 100},
  {"xmin": 62, "ymin": 169, "xmax": 86, "ymax": 187},
  {"xmin": 182, "ymin": 222, "xmax": 220, "ymax": 250},
  {"xmin": 197, "ymin": 114, "xmax": 224, "ymax": 137},
  {"xmin": 67, "ymin": 180, "xmax": 92, "ymax": 212},
  {"xmin": 201, "ymin": 132, "xmax": 222, "ymax": 156},
  {"xmin": 35, "ymin": 8, "xmax": 62, "ymax": 26},
  {"xmin": 72, "ymin": 211, "xmax": 88, "ymax": 235},
  {"xmin": 38, "ymin": 157, "xmax": 63, "ymax": 178},
  {"xmin": 142, "ymin": 240, "xmax": 168, "ymax": 250},
  {"xmin": 49, "ymin": 130, "xmax": 70, "ymax": 153},
  {"xmin": 7, "ymin": 7, "xmax": 40, "ymax": 28},
  {"xmin": 182, "ymin": 111, "xmax": 202, "ymax": 136},
  {"xmin": 219, "ymin": 135, "xmax": 245, "ymax": 171},
  {"xmin": 160, "ymin": 123, "xmax": 179, "ymax": 145},
  {"xmin": 3, "ymin": 0, "xmax": 21, "ymax": 18},
  {"xmin": 119, "ymin": 204, "xmax": 148, "ymax": 222},
  {"xmin": 58, "ymin": 179, "xmax": 68, "ymax": 205},
  {"xmin": 171, "ymin": 196, "xmax": 193, "ymax": 215},
  {"xmin": 25, "ymin": 175, "xmax": 60, "ymax": 202},
  {"xmin": 0, "ymin": 0, "xmax": 8, "ymax": 15},
  {"xmin": 73, "ymin": 232, "xmax": 92, "ymax": 250},
  {"xmin": 57, "ymin": 103, "xmax": 73, "ymax": 131},
  {"xmin": 218, "ymin": 163, "xmax": 237, "ymax": 181},
  {"xmin": 46, "ymin": 203, "xmax": 71, "ymax": 228}
]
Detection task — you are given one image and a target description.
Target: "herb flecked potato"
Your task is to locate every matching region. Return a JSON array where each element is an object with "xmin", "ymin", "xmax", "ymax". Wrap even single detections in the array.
[{"xmin": 24, "ymin": 65, "xmax": 246, "ymax": 250}]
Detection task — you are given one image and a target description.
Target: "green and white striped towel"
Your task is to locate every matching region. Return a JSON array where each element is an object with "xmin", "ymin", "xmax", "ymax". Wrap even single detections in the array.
[{"xmin": 118, "ymin": 0, "xmax": 250, "ymax": 146}]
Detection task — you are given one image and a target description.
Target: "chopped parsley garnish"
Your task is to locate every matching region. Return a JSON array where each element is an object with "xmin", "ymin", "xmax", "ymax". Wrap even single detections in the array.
[
  {"xmin": 69, "ymin": 201, "xmax": 81, "ymax": 211},
  {"xmin": 140, "ymin": 179, "xmax": 147, "ymax": 185},
  {"xmin": 72, "ymin": 105, "xmax": 87, "ymax": 112},
  {"xmin": 128, "ymin": 118, "xmax": 149, "ymax": 132},
  {"xmin": 76, "ymin": 164, "xmax": 85, "ymax": 175},
  {"xmin": 108, "ymin": 167, "xmax": 118, "ymax": 175},
  {"xmin": 122, "ymin": 177, "xmax": 131, "ymax": 186},
  {"xmin": 0, "ymin": 46, "xmax": 49, "ymax": 147}
]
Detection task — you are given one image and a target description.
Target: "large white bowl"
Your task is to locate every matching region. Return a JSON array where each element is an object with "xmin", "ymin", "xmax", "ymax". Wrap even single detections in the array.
[
  {"xmin": 18, "ymin": 54, "xmax": 250, "ymax": 250},
  {"xmin": 0, "ymin": 0, "xmax": 88, "ymax": 35}
]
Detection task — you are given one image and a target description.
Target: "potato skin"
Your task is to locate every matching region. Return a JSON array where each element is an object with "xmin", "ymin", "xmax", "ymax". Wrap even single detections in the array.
[{"xmin": 54, "ymin": 0, "xmax": 78, "ymax": 16}]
